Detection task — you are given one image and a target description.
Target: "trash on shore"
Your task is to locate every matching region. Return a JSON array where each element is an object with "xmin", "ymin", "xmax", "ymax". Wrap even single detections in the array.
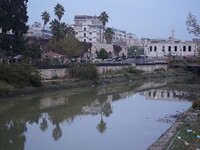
[
  {"xmin": 197, "ymin": 135, "xmax": 200, "ymax": 139},
  {"xmin": 184, "ymin": 141, "xmax": 189, "ymax": 146},
  {"xmin": 186, "ymin": 129, "xmax": 193, "ymax": 133},
  {"xmin": 177, "ymin": 136, "xmax": 181, "ymax": 139}
]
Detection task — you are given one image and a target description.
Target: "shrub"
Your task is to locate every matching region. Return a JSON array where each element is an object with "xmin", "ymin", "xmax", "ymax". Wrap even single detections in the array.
[
  {"xmin": 70, "ymin": 64, "xmax": 98, "ymax": 80},
  {"xmin": 192, "ymin": 99, "xmax": 200, "ymax": 109},
  {"xmin": 154, "ymin": 68, "xmax": 165, "ymax": 72},
  {"xmin": 0, "ymin": 64, "xmax": 42, "ymax": 88},
  {"xmin": 96, "ymin": 48, "xmax": 108, "ymax": 60},
  {"xmin": 123, "ymin": 66, "xmax": 144, "ymax": 74},
  {"xmin": 0, "ymin": 81, "xmax": 15, "ymax": 96}
]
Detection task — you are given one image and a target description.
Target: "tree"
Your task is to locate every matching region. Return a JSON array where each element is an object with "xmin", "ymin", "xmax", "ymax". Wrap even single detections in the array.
[
  {"xmin": 50, "ymin": 19, "xmax": 68, "ymax": 40},
  {"xmin": 47, "ymin": 36, "xmax": 84, "ymax": 58},
  {"xmin": 65, "ymin": 26, "xmax": 75, "ymax": 37},
  {"xmin": 99, "ymin": 11, "xmax": 109, "ymax": 43},
  {"xmin": 97, "ymin": 48, "xmax": 108, "ymax": 59},
  {"xmin": 23, "ymin": 43, "xmax": 41, "ymax": 59},
  {"xmin": 54, "ymin": 3, "xmax": 65, "ymax": 22},
  {"xmin": 186, "ymin": 12, "xmax": 200, "ymax": 37},
  {"xmin": 113, "ymin": 45, "xmax": 122, "ymax": 56},
  {"xmin": 41, "ymin": 11, "xmax": 50, "ymax": 31},
  {"xmin": 128, "ymin": 46, "xmax": 144, "ymax": 58},
  {"xmin": 104, "ymin": 27, "xmax": 115, "ymax": 44},
  {"xmin": 0, "ymin": 0, "xmax": 29, "ymax": 55}
]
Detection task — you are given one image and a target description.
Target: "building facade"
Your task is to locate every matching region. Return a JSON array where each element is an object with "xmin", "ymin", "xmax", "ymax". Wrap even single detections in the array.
[
  {"xmin": 144, "ymin": 38, "xmax": 198, "ymax": 58},
  {"xmin": 26, "ymin": 22, "xmax": 52, "ymax": 39},
  {"xmin": 72, "ymin": 15, "xmax": 103, "ymax": 43}
]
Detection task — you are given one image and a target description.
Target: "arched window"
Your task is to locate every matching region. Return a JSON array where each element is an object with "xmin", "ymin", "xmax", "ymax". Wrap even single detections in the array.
[
  {"xmin": 183, "ymin": 46, "xmax": 186, "ymax": 52},
  {"xmin": 150, "ymin": 46, "xmax": 152, "ymax": 51},
  {"xmin": 174, "ymin": 46, "xmax": 177, "ymax": 52},
  {"xmin": 168, "ymin": 46, "xmax": 171, "ymax": 52},
  {"xmin": 162, "ymin": 46, "xmax": 165, "ymax": 52},
  {"xmin": 188, "ymin": 46, "xmax": 191, "ymax": 52},
  {"xmin": 154, "ymin": 46, "xmax": 157, "ymax": 52}
]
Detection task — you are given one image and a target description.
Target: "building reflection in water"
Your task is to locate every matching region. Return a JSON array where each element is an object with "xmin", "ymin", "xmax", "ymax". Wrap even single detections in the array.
[
  {"xmin": 140, "ymin": 89, "xmax": 188, "ymax": 101},
  {"xmin": 0, "ymin": 79, "xmax": 191, "ymax": 149}
]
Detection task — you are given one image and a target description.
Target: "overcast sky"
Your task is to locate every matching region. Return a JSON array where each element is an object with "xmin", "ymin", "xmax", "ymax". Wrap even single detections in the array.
[{"xmin": 27, "ymin": 0, "xmax": 200, "ymax": 41}]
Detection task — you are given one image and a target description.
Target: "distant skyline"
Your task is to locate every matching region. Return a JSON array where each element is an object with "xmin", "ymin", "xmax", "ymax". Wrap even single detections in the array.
[{"xmin": 27, "ymin": 0, "xmax": 200, "ymax": 41}]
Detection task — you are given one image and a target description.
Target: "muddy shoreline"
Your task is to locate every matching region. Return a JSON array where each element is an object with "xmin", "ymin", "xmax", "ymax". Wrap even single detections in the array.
[{"xmin": 147, "ymin": 108, "xmax": 200, "ymax": 150}]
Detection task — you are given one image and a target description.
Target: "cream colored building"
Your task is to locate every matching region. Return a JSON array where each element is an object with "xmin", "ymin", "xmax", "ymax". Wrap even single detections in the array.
[
  {"xmin": 72, "ymin": 15, "xmax": 103, "ymax": 43},
  {"xmin": 144, "ymin": 38, "xmax": 198, "ymax": 58}
]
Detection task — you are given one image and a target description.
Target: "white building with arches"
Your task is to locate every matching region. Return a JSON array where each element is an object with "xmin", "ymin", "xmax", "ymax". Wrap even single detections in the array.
[{"xmin": 144, "ymin": 38, "xmax": 198, "ymax": 58}]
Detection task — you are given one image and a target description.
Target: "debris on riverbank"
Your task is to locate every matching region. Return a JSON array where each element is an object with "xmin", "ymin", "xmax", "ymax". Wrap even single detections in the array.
[{"xmin": 147, "ymin": 108, "xmax": 200, "ymax": 150}]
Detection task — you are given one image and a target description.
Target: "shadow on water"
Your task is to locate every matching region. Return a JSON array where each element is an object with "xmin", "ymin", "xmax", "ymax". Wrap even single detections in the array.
[{"xmin": 0, "ymin": 76, "xmax": 199, "ymax": 150}]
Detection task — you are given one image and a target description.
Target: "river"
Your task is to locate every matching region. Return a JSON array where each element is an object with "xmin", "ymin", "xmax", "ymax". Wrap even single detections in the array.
[{"xmin": 0, "ymin": 78, "xmax": 194, "ymax": 150}]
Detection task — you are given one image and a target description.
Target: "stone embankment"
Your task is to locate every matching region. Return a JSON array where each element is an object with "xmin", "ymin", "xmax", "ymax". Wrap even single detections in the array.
[{"xmin": 147, "ymin": 108, "xmax": 200, "ymax": 150}]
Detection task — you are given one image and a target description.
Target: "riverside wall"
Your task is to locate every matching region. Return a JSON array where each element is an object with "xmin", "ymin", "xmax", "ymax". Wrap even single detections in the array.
[{"xmin": 38, "ymin": 64, "xmax": 168, "ymax": 80}]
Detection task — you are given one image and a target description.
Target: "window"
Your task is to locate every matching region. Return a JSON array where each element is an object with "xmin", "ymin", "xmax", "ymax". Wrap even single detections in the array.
[
  {"xmin": 84, "ymin": 27, "xmax": 86, "ymax": 31},
  {"xmin": 154, "ymin": 46, "xmax": 157, "ymax": 52},
  {"xmin": 183, "ymin": 46, "xmax": 186, "ymax": 52},
  {"xmin": 149, "ymin": 91, "xmax": 151, "ymax": 96},
  {"xmin": 188, "ymin": 46, "xmax": 191, "ymax": 52},
  {"xmin": 89, "ymin": 38, "xmax": 92, "ymax": 41},
  {"xmin": 167, "ymin": 92, "xmax": 170, "ymax": 98},
  {"xmin": 168, "ymin": 46, "xmax": 171, "ymax": 52},
  {"xmin": 150, "ymin": 46, "xmax": 152, "ymax": 51},
  {"xmin": 84, "ymin": 39, "xmax": 86, "ymax": 42},
  {"xmin": 89, "ymin": 32, "xmax": 92, "ymax": 34},
  {"xmin": 162, "ymin": 46, "xmax": 165, "ymax": 52},
  {"xmin": 161, "ymin": 91, "xmax": 164, "ymax": 98},
  {"xmin": 174, "ymin": 46, "xmax": 177, "ymax": 52},
  {"xmin": 153, "ymin": 91, "xmax": 156, "ymax": 98},
  {"xmin": 84, "ymin": 33, "xmax": 86, "ymax": 37}
]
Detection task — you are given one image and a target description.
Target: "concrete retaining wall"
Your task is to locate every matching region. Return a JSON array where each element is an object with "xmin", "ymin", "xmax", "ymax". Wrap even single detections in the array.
[
  {"xmin": 38, "ymin": 68, "xmax": 69, "ymax": 80},
  {"xmin": 38, "ymin": 64, "xmax": 168, "ymax": 80},
  {"xmin": 96, "ymin": 65, "xmax": 129, "ymax": 74},
  {"xmin": 136, "ymin": 64, "xmax": 168, "ymax": 72}
]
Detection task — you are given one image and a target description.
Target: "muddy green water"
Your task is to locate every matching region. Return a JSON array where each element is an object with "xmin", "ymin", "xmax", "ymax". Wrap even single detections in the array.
[{"xmin": 0, "ymin": 79, "xmax": 193, "ymax": 150}]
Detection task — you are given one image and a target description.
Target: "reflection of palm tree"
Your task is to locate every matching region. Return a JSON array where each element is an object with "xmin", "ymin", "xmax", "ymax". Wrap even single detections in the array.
[
  {"xmin": 52, "ymin": 124, "xmax": 62, "ymax": 141},
  {"xmin": 96, "ymin": 104, "xmax": 107, "ymax": 133},
  {"xmin": 97, "ymin": 119, "xmax": 106, "ymax": 133},
  {"xmin": 103, "ymin": 103, "xmax": 113, "ymax": 117},
  {"xmin": 40, "ymin": 118, "xmax": 48, "ymax": 132}
]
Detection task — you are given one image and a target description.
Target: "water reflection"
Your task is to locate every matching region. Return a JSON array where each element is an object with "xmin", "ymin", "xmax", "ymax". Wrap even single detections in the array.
[{"xmin": 0, "ymin": 78, "xmax": 195, "ymax": 150}]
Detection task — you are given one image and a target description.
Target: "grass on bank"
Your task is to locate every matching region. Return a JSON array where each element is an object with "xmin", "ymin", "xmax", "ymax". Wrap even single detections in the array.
[{"xmin": 164, "ymin": 120, "xmax": 200, "ymax": 150}]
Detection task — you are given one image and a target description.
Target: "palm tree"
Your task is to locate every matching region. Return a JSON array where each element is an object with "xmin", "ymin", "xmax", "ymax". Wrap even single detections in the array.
[
  {"xmin": 65, "ymin": 26, "xmax": 75, "ymax": 37},
  {"xmin": 41, "ymin": 11, "xmax": 50, "ymax": 30},
  {"xmin": 99, "ymin": 11, "xmax": 109, "ymax": 43},
  {"xmin": 104, "ymin": 27, "xmax": 115, "ymax": 44},
  {"xmin": 50, "ymin": 19, "xmax": 60, "ymax": 39},
  {"xmin": 54, "ymin": 3, "xmax": 65, "ymax": 22}
]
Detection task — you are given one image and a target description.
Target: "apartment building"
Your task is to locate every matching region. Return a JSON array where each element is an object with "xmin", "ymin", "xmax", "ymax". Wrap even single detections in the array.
[{"xmin": 72, "ymin": 15, "xmax": 103, "ymax": 43}]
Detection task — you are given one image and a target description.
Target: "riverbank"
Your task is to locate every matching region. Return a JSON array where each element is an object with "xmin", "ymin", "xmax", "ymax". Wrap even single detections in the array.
[
  {"xmin": 0, "ymin": 69, "xmax": 192, "ymax": 98},
  {"xmin": 148, "ymin": 108, "xmax": 200, "ymax": 150}
]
